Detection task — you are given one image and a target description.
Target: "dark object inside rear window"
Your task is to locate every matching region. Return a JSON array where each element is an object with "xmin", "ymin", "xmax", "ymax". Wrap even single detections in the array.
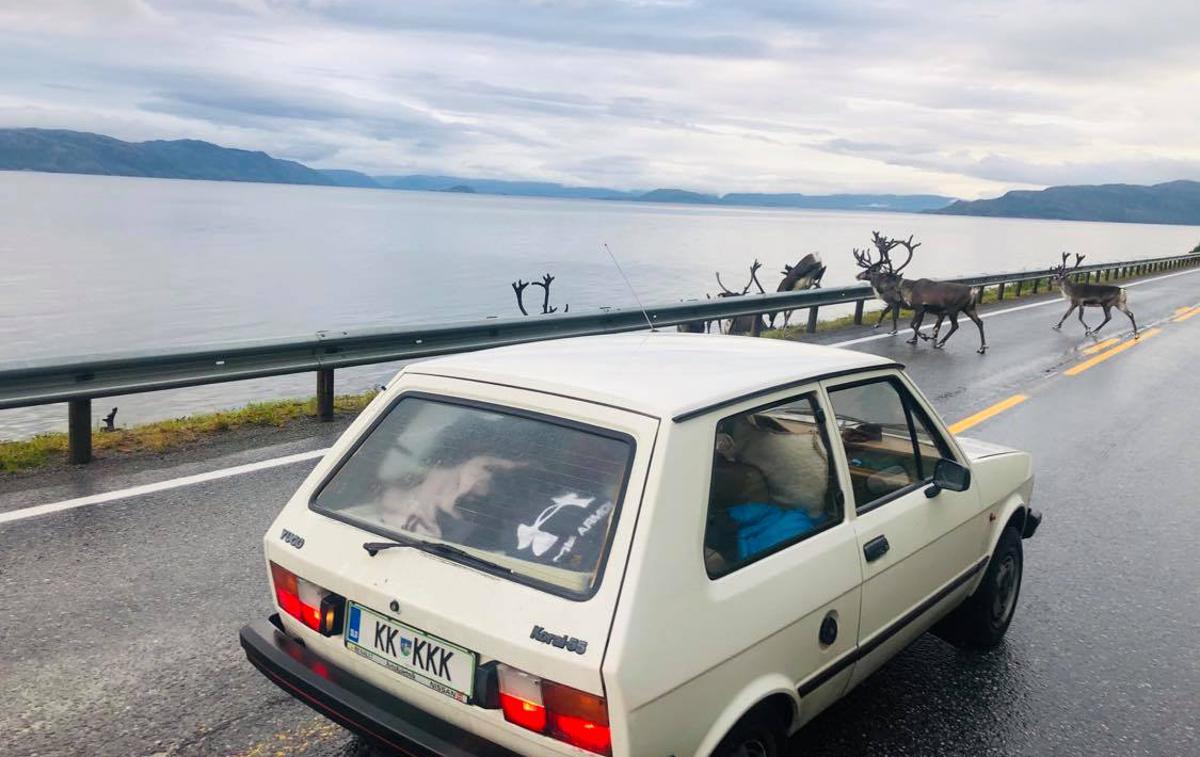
[{"xmin": 311, "ymin": 395, "xmax": 633, "ymax": 598}]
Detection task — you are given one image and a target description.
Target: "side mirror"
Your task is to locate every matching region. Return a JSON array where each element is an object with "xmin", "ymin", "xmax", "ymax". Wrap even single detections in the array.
[{"xmin": 925, "ymin": 458, "xmax": 971, "ymax": 498}]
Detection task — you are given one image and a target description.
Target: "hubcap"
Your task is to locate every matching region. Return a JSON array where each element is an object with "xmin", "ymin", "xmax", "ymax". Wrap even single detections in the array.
[{"xmin": 991, "ymin": 554, "xmax": 1020, "ymax": 626}]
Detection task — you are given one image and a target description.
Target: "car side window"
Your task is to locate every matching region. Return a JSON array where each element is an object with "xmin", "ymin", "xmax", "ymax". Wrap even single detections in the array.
[
  {"xmin": 704, "ymin": 392, "xmax": 843, "ymax": 578},
  {"xmin": 826, "ymin": 376, "xmax": 951, "ymax": 513}
]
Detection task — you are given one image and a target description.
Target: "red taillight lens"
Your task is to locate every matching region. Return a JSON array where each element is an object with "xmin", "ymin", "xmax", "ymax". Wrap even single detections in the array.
[
  {"xmin": 551, "ymin": 712, "xmax": 612, "ymax": 755},
  {"xmin": 497, "ymin": 664, "xmax": 611, "ymax": 755},
  {"xmin": 269, "ymin": 562, "xmax": 345, "ymax": 637},
  {"xmin": 544, "ymin": 680, "xmax": 611, "ymax": 753},
  {"xmin": 500, "ymin": 692, "xmax": 548, "ymax": 732}
]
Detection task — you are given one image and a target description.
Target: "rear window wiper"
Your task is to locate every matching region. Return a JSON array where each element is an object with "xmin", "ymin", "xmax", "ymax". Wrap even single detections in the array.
[
  {"xmin": 419, "ymin": 541, "xmax": 514, "ymax": 575},
  {"xmin": 363, "ymin": 539, "xmax": 417, "ymax": 557},
  {"xmin": 363, "ymin": 538, "xmax": 513, "ymax": 575}
]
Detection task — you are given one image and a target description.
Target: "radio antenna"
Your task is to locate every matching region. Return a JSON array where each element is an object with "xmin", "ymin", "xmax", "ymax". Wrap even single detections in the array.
[{"xmin": 603, "ymin": 242, "xmax": 655, "ymax": 331}]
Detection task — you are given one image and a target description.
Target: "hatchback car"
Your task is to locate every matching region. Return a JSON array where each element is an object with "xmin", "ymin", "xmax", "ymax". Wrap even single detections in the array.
[{"xmin": 240, "ymin": 332, "xmax": 1039, "ymax": 756}]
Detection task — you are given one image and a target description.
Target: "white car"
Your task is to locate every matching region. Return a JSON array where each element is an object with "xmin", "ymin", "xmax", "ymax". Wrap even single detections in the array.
[{"xmin": 240, "ymin": 332, "xmax": 1039, "ymax": 757}]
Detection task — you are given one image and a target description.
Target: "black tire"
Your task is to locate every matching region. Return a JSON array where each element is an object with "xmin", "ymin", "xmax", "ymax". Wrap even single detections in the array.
[
  {"xmin": 934, "ymin": 526, "xmax": 1023, "ymax": 649},
  {"xmin": 712, "ymin": 710, "xmax": 785, "ymax": 757}
]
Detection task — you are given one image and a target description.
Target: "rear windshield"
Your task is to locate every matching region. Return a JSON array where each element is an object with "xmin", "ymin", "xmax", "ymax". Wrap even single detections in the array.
[{"xmin": 311, "ymin": 395, "xmax": 634, "ymax": 598}]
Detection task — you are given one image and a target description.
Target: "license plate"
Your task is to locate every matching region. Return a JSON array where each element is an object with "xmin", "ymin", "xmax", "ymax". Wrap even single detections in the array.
[{"xmin": 345, "ymin": 602, "xmax": 477, "ymax": 703}]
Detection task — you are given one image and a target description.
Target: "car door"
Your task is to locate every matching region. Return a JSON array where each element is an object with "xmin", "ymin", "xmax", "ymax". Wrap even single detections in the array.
[
  {"xmin": 702, "ymin": 388, "xmax": 868, "ymax": 724},
  {"xmin": 605, "ymin": 386, "xmax": 865, "ymax": 755},
  {"xmin": 820, "ymin": 370, "xmax": 989, "ymax": 688}
]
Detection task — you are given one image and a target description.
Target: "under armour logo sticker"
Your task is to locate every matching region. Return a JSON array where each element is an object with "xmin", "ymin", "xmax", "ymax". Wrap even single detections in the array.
[{"xmin": 516, "ymin": 493, "xmax": 593, "ymax": 557}]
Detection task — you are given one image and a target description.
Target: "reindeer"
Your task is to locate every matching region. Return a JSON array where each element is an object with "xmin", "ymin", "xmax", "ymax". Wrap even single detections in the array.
[
  {"xmin": 714, "ymin": 259, "xmax": 768, "ymax": 335},
  {"xmin": 512, "ymin": 274, "xmax": 568, "ymax": 315},
  {"xmin": 856, "ymin": 232, "xmax": 987, "ymax": 353},
  {"xmin": 769, "ymin": 252, "xmax": 827, "ymax": 329},
  {"xmin": 853, "ymin": 232, "xmax": 909, "ymax": 335},
  {"xmin": 1051, "ymin": 253, "xmax": 1138, "ymax": 336},
  {"xmin": 678, "ymin": 293, "xmax": 714, "ymax": 334}
]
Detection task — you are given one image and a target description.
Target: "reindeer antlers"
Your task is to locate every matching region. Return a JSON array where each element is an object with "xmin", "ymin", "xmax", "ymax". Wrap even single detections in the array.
[
  {"xmin": 714, "ymin": 271, "xmax": 738, "ymax": 295},
  {"xmin": 865, "ymin": 232, "xmax": 920, "ymax": 273},
  {"xmin": 749, "ymin": 258, "xmax": 766, "ymax": 294},
  {"xmin": 852, "ymin": 247, "xmax": 875, "ymax": 269},
  {"xmin": 1055, "ymin": 252, "xmax": 1086, "ymax": 276},
  {"xmin": 891, "ymin": 234, "xmax": 920, "ymax": 273},
  {"xmin": 531, "ymin": 273, "xmax": 559, "ymax": 314},
  {"xmin": 513, "ymin": 273, "xmax": 567, "ymax": 315},
  {"xmin": 716, "ymin": 259, "xmax": 765, "ymax": 297},
  {"xmin": 511, "ymin": 279, "xmax": 530, "ymax": 316}
]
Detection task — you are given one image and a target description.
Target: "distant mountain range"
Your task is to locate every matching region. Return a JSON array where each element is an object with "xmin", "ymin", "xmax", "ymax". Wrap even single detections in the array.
[
  {"xmin": 0, "ymin": 128, "xmax": 954, "ymax": 213},
  {"xmin": 929, "ymin": 180, "xmax": 1200, "ymax": 225},
  {"xmin": 3, "ymin": 128, "xmax": 1199, "ymax": 224},
  {"xmin": 0, "ymin": 128, "xmax": 335, "ymax": 186}
]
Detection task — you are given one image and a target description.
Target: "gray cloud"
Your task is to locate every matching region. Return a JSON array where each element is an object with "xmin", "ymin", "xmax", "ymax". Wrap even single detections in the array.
[{"xmin": 0, "ymin": 0, "xmax": 1198, "ymax": 197}]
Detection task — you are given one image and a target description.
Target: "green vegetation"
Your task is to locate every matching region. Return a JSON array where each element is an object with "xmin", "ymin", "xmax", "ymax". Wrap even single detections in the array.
[
  {"xmin": 0, "ymin": 391, "xmax": 377, "ymax": 473},
  {"xmin": 3, "ymin": 259, "xmax": 1188, "ymax": 474}
]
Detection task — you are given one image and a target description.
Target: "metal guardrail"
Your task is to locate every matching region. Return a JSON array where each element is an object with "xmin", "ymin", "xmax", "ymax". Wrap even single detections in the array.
[{"xmin": 5, "ymin": 251, "xmax": 1198, "ymax": 463}]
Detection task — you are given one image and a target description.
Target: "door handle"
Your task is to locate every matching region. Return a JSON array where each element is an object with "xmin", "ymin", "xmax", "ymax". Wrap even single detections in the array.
[{"xmin": 863, "ymin": 535, "xmax": 890, "ymax": 562}]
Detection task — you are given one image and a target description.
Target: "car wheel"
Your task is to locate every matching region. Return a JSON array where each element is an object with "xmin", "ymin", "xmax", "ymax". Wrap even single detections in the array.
[
  {"xmin": 933, "ymin": 526, "xmax": 1023, "ymax": 650},
  {"xmin": 713, "ymin": 710, "xmax": 784, "ymax": 757}
]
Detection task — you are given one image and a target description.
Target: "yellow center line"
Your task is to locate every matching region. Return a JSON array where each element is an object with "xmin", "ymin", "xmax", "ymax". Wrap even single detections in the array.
[
  {"xmin": 1174, "ymin": 306, "xmax": 1200, "ymax": 322},
  {"xmin": 1063, "ymin": 327, "xmax": 1162, "ymax": 376},
  {"xmin": 1082, "ymin": 337, "xmax": 1120, "ymax": 354},
  {"xmin": 1175, "ymin": 306, "xmax": 1193, "ymax": 315},
  {"xmin": 948, "ymin": 394, "xmax": 1029, "ymax": 435}
]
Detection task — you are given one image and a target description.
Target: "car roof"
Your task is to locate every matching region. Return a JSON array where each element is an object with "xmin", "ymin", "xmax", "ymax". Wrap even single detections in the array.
[{"xmin": 406, "ymin": 331, "xmax": 897, "ymax": 421}]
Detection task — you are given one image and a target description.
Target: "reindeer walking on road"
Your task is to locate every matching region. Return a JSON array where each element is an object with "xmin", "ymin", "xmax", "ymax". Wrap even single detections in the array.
[
  {"xmin": 1051, "ymin": 253, "xmax": 1138, "ymax": 336},
  {"xmin": 854, "ymin": 231, "xmax": 988, "ymax": 353}
]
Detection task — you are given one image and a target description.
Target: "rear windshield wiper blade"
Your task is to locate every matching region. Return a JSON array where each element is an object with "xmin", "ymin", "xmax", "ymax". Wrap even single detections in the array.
[
  {"xmin": 417, "ymin": 541, "xmax": 513, "ymax": 575},
  {"xmin": 363, "ymin": 538, "xmax": 512, "ymax": 575},
  {"xmin": 363, "ymin": 539, "xmax": 416, "ymax": 557}
]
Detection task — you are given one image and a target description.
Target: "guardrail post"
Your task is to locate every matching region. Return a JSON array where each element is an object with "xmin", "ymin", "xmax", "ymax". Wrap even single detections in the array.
[
  {"xmin": 806, "ymin": 306, "xmax": 819, "ymax": 334},
  {"xmin": 68, "ymin": 398, "xmax": 92, "ymax": 464},
  {"xmin": 997, "ymin": 282, "xmax": 1006, "ymax": 301},
  {"xmin": 1032, "ymin": 277, "xmax": 1040, "ymax": 294},
  {"xmin": 853, "ymin": 300, "xmax": 864, "ymax": 325},
  {"xmin": 317, "ymin": 368, "xmax": 334, "ymax": 421},
  {"xmin": 1014, "ymin": 280, "xmax": 1023, "ymax": 297}
]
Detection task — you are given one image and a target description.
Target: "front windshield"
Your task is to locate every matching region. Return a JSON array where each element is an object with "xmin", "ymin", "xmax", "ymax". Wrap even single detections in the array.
[{"xmin": 311, "ymin": 395, "xmax": 634, "ymax": 597}]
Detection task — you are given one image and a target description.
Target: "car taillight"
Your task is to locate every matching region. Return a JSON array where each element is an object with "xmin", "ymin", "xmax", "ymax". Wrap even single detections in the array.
[
  {"xmin": 497, "ymin": 664, "xmax": 611, "ymax": 755},
  {"xmin": 269, "ymin": 561, "xmax": 345, "ymax": 637}
]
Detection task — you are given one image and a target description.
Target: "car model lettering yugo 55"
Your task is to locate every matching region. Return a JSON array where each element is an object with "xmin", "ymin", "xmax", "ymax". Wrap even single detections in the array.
[{"xmin": 239, "ymin": 332, "xmax": 1040, "ymax": 756}]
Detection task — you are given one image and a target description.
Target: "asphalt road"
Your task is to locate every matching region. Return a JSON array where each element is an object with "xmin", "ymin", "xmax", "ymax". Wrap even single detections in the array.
[{"xmin": 2, "ymin": 268, "xmax": 1199, "ymax": 757}]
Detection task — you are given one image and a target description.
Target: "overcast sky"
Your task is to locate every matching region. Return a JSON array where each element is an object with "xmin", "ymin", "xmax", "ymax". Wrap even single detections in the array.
[{"xmin": 2, "ymin": 1, "xmax": 1198, "ymax": 198}]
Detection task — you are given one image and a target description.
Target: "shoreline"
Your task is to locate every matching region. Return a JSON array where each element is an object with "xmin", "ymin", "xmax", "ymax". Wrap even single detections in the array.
[{"xmin": 0, "ymin": 261, "xmax": 1180, "ymax": 475}]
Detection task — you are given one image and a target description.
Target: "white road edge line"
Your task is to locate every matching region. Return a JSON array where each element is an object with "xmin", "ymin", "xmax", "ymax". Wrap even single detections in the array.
[
  {"xmin": 0, "ymin": 448, "xmax": 328, "ymax": 526},
  {"xmin": 6, "ymin": 264, "xmax": 1199, "ymax": 526}
]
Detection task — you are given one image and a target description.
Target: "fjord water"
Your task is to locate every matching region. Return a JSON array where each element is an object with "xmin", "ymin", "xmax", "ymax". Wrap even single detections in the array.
[{"xmin": 2, "ymin": 171, "xmax": 1197, "ymax": 437}]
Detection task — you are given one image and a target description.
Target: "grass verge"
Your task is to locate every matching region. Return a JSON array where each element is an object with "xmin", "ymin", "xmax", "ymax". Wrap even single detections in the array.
[
  {"xmin": 3, "ymin": 261, "xmax": 1190, "ymax": 474},
  {"xmin": 0, "ymin": 391, "xmax": 378, "ymax": 474}
]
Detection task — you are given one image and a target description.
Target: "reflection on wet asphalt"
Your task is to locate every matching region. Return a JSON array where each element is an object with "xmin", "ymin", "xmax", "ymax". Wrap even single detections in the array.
[{"xmin": 2, "ymin": 270, "xmax": 1199, "ymax": 756}]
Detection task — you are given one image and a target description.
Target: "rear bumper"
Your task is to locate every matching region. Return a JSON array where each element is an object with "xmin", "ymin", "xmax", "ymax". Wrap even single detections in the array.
[
  {"xmin": 239, "ymin": 615, "xmax": 518, "ymax": 757},
  {"xmin": 1022, "ymin": 509, "xmax": 1042, "ymax": 539}
]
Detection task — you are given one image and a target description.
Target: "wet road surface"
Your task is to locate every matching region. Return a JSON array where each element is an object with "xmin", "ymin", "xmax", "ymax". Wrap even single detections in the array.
[{"xmin": 2, "ymin": 268, "xmax": 1199, "ymax": 756}]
